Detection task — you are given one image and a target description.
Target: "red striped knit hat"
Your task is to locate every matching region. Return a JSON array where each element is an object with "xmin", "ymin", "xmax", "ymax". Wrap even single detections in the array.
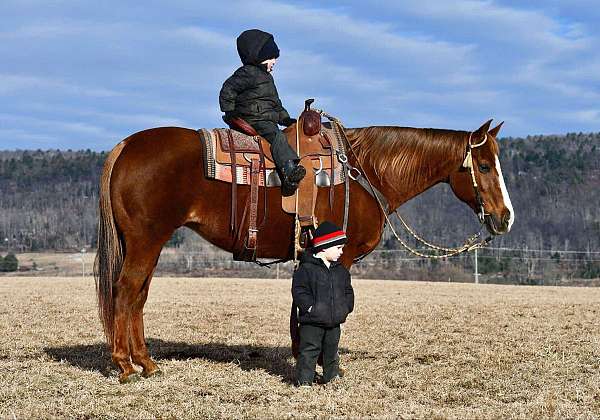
[{"xmin": 312, "ymin": 221, "xmax": 347, "ymax": 253}]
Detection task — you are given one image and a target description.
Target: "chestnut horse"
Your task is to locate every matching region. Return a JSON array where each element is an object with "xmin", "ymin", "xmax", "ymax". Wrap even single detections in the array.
[{"xmin": 94, "ymin": 119, "xmax": 514, "ymax": 382}]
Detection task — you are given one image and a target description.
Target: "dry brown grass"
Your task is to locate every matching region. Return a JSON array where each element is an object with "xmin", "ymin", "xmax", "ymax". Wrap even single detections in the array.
[{"xmin": 1, "ymin": 277, "xmax": 600, "ymax": 418}]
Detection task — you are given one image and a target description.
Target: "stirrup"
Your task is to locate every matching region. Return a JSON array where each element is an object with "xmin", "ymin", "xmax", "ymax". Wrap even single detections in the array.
[
  {"xmin": 267, "ymin": 171, "xmax": 281, "ymax": 187},
  {"xmin": 315, "ymin": 170, "xmax": 330, "ymax": 187}
]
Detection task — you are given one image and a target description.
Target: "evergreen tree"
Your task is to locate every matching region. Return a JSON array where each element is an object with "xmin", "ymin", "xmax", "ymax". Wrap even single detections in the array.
[{"xmin": 0, "ymin": 253, "xmax": 18, "ymax": 272}]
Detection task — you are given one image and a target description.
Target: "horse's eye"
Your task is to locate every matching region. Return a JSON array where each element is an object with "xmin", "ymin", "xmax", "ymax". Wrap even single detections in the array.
[{"xmin": 479, "ymin": 164, "xmax": 490, "ymax": 173}]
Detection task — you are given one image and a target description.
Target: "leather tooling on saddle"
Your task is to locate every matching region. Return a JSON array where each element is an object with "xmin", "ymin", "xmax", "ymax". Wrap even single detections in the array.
[{"xmin": 198, "ymin": 118, "xmax": 347, "ymax": 188}]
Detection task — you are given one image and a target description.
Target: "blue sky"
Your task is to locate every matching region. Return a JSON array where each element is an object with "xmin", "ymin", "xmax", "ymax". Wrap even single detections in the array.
[{"xmin": 1, "ymin": 0, "xmax": 599, "ymax": 150}]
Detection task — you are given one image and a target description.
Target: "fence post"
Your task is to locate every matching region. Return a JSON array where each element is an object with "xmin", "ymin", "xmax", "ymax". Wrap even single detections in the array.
[{"xmin": 474, "ymin": 248, "xmax": 479, "ymax": 284}]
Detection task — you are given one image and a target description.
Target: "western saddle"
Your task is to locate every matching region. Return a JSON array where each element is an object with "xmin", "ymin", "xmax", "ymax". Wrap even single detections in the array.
[{"xmin": 198, "ymin": 99, "xmax": 350, "ymax": 262}]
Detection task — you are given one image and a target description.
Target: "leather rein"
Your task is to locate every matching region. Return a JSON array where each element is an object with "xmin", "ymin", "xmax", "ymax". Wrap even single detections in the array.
[{"xmin": 323, "ymin": 115, "xmax": 493, "ymax": 261}]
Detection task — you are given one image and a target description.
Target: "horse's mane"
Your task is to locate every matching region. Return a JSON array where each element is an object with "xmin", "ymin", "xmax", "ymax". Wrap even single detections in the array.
[{"xmin": 344, "ymin": 126, "xmax": 498, "ymax": 188}]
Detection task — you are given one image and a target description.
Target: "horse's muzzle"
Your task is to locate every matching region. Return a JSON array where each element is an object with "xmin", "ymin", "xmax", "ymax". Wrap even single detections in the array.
[{"xmin": 484, "ymin": 212, "xmax": 511, "ymax": 235}]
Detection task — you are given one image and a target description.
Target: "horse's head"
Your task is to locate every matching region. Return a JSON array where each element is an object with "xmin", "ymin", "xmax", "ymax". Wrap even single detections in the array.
[{"xmin": 448, "ymin": 119, "xmax": 514, "ymax": 235}]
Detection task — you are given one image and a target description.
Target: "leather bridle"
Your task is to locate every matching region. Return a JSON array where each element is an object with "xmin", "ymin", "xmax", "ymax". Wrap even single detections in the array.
[{"xmin": 461, "ymin": 131, "xmax": 489, "ymax": 223}]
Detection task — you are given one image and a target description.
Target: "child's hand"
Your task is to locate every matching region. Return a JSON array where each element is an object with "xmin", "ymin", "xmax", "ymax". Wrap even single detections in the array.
[{"xmin": 281, "ymin": 117, "xmax": 297, "ymax": 127}]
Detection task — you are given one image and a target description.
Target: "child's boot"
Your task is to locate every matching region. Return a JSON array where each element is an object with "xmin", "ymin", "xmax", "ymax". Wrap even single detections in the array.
[{"xmin": 279, "ymin": 159, "xmax": 306, "ymax": 196}]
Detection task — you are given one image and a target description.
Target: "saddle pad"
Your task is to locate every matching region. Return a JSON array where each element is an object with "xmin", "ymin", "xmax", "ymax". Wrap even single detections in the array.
[
  {"xmin": 198, "ymin": 128, "xmax": 271, "ymax": 185},
  {"xmin": 214, "ymin": 128, "xmax": 261, "ymax": 153}
]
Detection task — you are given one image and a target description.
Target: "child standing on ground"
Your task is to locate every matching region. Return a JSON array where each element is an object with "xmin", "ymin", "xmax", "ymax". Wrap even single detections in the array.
[
  {"xmin": 219, "ymin": 29, "xmax": 306, "ymax": 196},
  {"xmin": 292, "ymin": 221, "xmax": 354, "ymax": 386}
]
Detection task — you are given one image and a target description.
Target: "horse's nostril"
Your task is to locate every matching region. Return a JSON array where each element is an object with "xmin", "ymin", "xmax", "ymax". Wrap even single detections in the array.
[{"xmin": 501, "ymin": 212, "xmax": 511, "ymax": 229}]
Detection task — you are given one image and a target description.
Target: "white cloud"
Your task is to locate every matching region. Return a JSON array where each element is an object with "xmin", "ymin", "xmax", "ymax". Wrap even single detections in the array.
[
  {"xmin": 0, "ymin": 74, "xmax": 123, "ymax": 97},
  {"xmin": 278, "ymin": 50, "xmax": 392, "ymax": 91},
  {"xmin": 74, "ymin": 110, "xmax": 188, "ymax": 128},
  {"xmin": 565, "ymin": 109, "xmax": 600, "ymax": 123},
  {"xmin": 510, "ymin": 60, "xmax": 600, "ymax": 101},
  {"xmin": 168, "ymin": 27, "xmax": 231, "ymax": 49},
  {"xmin": 0, "ymin": 128, "xmax": 58, "ymax": 145},
  {"xmin": 228, "ymin": 0, "xmax": 477, "ymax": 69},
  {"xmin": 0, "ymin": 113, "xmax": 120, "ymax": 138},
  {"xmin": 0, "ymin": 22, "xmax": 85, "ymax": 39},
  {"xmin": 394, "ymin": 0, "xmax": 590, "ymax": 52}
]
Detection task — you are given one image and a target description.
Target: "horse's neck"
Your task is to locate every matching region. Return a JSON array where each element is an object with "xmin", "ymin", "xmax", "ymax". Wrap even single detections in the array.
[{"xmin": 347, "ymin": 126, "xmax": 466, "ymax": 210}]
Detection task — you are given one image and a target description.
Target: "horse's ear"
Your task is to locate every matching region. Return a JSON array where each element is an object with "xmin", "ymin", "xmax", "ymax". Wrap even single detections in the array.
[
  {"xmin": 473, "ymin": 119, "xmax": 493, "ymax": 142},
  {"xmin": 488, "ymin": 121, "xmax": 504, "ymax": 138}
]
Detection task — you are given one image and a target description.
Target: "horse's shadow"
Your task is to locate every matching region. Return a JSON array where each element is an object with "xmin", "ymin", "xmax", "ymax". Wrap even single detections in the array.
[{"xmin": 44, "ymin": 338, "xmax": 296, "ymax": 383}]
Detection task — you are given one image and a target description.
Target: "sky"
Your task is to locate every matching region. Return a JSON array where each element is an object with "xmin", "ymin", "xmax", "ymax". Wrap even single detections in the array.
[{"xmin": 1, "ymin": 0, "xmax": 599, "ymax": 151}]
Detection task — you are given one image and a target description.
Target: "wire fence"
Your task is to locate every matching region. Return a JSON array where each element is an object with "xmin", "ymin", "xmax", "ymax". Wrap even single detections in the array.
[
  {"xmin": 155, "ymin": 245, "xmax": 600, "ymax": 286},
  {"xmin": 4, "ymin": 245, "xmax": 596, "ymax": 286}
]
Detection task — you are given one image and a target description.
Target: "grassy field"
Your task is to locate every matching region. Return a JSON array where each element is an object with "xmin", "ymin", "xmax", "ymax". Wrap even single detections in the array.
[{"xmin": 1, "ymin": 276, "xmax": 599, "ymax": 418}]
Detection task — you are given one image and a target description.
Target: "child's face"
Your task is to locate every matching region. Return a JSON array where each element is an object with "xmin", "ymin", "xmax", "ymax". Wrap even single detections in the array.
[
  {"xmin": 261, "ymin": 58, "xmax": 277, "ymax": 72},
  {"xmin": 319, "ymin": 245, "xmax": 344, "ymax": 262}
]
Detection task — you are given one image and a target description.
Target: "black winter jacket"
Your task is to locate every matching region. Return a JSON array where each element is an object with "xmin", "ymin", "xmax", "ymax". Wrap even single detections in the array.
[
  {"xmin": 219, "ymin": 30, "xmax": 291, "ymax": 125},
  {"xmin": 292, "ymin": 252, "xmax": 354, "ymax": 328}
]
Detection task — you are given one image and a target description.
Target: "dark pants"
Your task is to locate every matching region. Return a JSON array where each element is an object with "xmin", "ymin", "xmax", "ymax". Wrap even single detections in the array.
[
  {"xmin": 296, "ymin": 324, "xmax": 341, "ymax": 385},
  {"xmin": 250, "ymin": 121, "xmax": 298, "ymax": 169}
]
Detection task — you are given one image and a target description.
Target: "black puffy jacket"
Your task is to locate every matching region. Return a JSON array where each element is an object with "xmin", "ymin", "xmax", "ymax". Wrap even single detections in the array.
[
  {"xmin": 292, "ymin": 252, "xmax": 354, "ymax": 328},
  {"xmin": 219, "ymin": 30, "xmax": 291, "ymax": 125}
]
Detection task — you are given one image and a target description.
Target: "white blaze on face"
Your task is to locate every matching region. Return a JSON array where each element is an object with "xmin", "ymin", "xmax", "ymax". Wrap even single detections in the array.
[{"xmin": 495, "ymin": 156, "xmax": 514, "ymax": 231}]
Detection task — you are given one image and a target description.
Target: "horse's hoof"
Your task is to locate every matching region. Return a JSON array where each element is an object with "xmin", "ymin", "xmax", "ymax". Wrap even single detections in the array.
[
  {"xmin": 142, "ymin": 368, "xmax": 163, "ymax": 379},
  {"xmin": 118, "ymin": 372, "xmax": 141, "ymax": 384}
]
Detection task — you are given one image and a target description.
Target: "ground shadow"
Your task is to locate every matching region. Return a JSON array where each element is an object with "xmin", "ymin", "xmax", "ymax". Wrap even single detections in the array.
[{"xmin": 44, "ymin": 338, "xmax": 298, "ymax": 383}]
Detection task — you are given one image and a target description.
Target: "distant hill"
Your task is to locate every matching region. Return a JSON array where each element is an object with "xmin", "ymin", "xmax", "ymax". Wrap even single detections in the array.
[
  {"xmin": 0, "ymin": 149, "xmax": 105, "ymax": 251},
  {"xmin": 1, "ymin": 132, "xmax": 599, "ymax": 282}
]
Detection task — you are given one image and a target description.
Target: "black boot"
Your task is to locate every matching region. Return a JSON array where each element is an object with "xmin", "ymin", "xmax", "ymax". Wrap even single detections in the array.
[{"xmin": 280, "ymin": 160, "xmax": 306, "ymax": 197}]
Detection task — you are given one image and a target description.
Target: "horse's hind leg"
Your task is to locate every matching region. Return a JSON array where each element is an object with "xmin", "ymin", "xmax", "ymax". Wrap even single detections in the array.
[
  {"xmin": 112, "ymin": 243, "xmax": 162, "ymax": 383},
  {"xmin": 130, "ymin": 265, "xmax": 161, "ymax": 378}
]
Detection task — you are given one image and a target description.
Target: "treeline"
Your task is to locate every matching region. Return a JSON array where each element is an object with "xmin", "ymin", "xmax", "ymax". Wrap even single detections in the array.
[
  {"xmin": 0, "ymin": 149, "xmax": 105, "ymax": 251},
  {"xmin": 0, "ymin": 132, "xmax": 599, "ymax": 281}
]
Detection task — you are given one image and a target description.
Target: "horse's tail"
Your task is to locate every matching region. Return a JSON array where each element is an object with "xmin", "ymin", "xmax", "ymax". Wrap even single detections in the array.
[{"xmin": 93, "ymin": 140, "xmax": 127, "ymax": 348}]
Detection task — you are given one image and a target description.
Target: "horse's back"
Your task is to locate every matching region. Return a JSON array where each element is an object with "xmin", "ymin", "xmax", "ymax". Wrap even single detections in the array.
[{"xmin": 119, "ymin": 126, "xmax": 200, "ymax": 160}]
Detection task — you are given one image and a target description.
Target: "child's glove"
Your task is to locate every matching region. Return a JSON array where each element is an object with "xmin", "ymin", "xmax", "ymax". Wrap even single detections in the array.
[{"xmin": 281, "ymin": 117, "xmax": 297, "ymax": 127}]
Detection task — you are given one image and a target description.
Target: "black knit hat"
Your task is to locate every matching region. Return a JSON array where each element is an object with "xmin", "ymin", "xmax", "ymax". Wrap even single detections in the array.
[
  {"xmin": 256, "ymin": 36, "xmax": 280, "ymax": 63},
  {"xmin": 312, "ymin": 221, "xmax": 347, "ymax": 253}
]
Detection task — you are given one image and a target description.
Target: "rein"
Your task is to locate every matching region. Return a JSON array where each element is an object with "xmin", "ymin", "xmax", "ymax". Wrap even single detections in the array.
[
  {"xmin": 321, "ymin": 113, "xmax": 493, "ymax": 260},
  {"xmin": 253, "ymin": 113, "xmax": 494, "ymax": 267}
]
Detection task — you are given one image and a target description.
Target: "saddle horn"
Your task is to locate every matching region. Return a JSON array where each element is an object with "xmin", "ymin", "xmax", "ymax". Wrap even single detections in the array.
[
  {"xmin": 304, "ymin": 98, "xmax": 315, "ymax": 111},
  {"xmin": 301, "ymin": 99, "xmax": 321, "ymax": 136}
]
